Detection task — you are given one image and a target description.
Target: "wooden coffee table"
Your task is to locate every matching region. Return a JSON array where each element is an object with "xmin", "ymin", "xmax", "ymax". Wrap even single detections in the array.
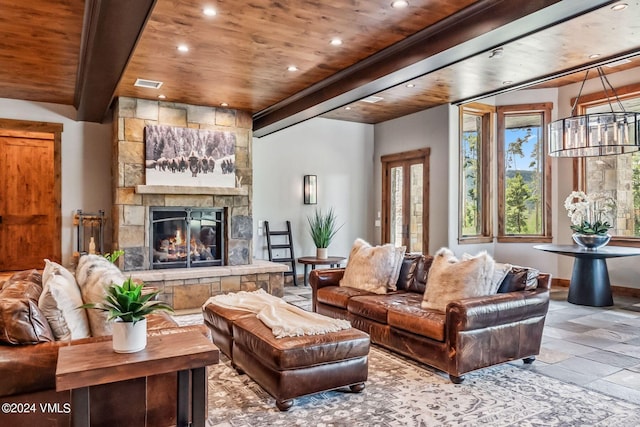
[
  {"xmin": 56, "ymin": 330, "xmax": 219, "ymax": 427},
  {"xmin": 297, "ymin": 256, "xmax": 346, "ymax": 286}
]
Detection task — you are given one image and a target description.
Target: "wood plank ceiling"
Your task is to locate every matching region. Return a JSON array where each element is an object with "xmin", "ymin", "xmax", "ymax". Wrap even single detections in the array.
[{"xmin": 0, "ymin": 0, "xmax": 638, "ymax": 136}]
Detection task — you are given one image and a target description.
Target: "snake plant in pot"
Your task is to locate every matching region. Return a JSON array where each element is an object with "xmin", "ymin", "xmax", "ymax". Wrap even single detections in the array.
[
  {"xmin": 81, "ymin": 277, "xmax": 173, "ymax": 353},
  {"xmin": 307, "ymin": 208, "xmax": 343, "ymax": 259}
]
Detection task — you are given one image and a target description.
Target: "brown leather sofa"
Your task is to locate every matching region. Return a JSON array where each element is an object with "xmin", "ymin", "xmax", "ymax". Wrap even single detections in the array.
[
  {"xmin": 310, "ymin": 255, "xmax": 551, "ymax": 383},
  {"xmin": 0, "ymin": 271, "xmax": 209, "ymax": 427}
]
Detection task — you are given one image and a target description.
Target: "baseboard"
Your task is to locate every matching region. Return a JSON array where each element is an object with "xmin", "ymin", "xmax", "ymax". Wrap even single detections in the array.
[{"xmin": 551, "ymin": 278, "xmax": 640, "ymax": 298}]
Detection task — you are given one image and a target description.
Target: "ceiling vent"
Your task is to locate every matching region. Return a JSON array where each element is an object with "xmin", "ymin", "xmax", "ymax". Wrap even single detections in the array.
[
  {"xmin": 361, "ymin": 96, "xmax": 384, "ymax": 103},
  {"xmin": 134, "ymin": 78, "xmax": 163, "ymax": 89}
]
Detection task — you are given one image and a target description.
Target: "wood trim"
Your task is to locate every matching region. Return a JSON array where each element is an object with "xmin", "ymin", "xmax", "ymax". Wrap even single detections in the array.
[
  {"xmin": 381, "ymin": 148, "xmax": 431, "ymax": 163},
  {"xmin": 0, "ymin": 118, "xmax": 63, "ymax": 263},
  {"xmin": 570, "ymin": 82, "xmax": 640, "ymax": 108},
  {"xmin": 497, "ymin": 102, "xmax": 553, "ymax": 241},
  {"xmin": 252, "ymin": 0, "xmax": 616, "ymax": 137},
  {"xmin": 552, "ymin": 277, "xmax": 640, "ymax": 299},
  {"xmin": 75, "ymin": 0, "xmax": 157, "ymax": 122}
]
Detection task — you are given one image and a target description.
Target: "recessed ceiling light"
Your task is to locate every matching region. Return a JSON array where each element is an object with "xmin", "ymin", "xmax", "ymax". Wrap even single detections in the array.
[
  {"xmin": 220, "ymin": 102, "xmax": 228, "ymax": 107},
  {"xmin": 361, "ymin": 96, "xmax": 384, "ymax": 103},
  {"xmin": 406, "ymin": 83, "xmax": 415, "ymax": 88},
  {"xmin": 330, "ymin": 38, "xmax": 343, "ymax": 46},
  {"xmin": 177, "ymin": 44, "xmax": 189, "ymax": 53},
  {"xmin": 345, "ymin": 106, "xmax": 352, "ymax": 110},
  {"xmin": 588, "ymin": 53, "xmax": 601, "ymax": 59},
  {"xmin": 391, "ymin": 0, "xmax": 409, "ymax": 8},
  {"xmin": 158, "ymin": 94, "xmax": 166, "ymax": 99},
  {"xmin": 203, "ymin": 7, "xmax": 217, "ymax": 16},
  {"xmin": 611, "ymin": 3, "xmax": 628, "ymax": 11},
  {"xmin": 287, "ymin": 65, "xmax": 298, "ymax": 72},
  {"xmin": 502, "ymin": 80, "xmax": 513, "ymax": 85}
]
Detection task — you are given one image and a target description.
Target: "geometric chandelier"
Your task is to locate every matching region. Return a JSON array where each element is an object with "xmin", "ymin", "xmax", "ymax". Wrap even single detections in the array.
[{"xmin": 548, "ymin": 67, "xmax": 640, "ymax": 157}]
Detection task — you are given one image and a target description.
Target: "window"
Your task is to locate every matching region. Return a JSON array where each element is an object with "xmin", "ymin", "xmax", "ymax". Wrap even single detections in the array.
[
  {"xmin": 497, "ymin": 103, "xmax": 552, "ymax": 242},
  {"xmin": 381, "ymin": 148, "xmax": 430, "ymax": 253},
  {"xmin": 579, "ymin": 84, "xmax": 640, "ymax": 244},
  {"xmin": 459, "ymin": 103, "xmax": 493, "ymax": 243}
]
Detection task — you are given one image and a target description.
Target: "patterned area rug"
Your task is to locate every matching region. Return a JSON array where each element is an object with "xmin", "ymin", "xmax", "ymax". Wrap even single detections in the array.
[{"xmin": 174, "ymin": 315, "xmax": 640, "ymax": 426}]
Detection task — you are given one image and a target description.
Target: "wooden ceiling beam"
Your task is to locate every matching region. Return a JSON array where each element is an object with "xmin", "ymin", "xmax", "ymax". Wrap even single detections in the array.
[
  {"xmin": 253, "ymin": 0, "xmax": 617, "ymax": 137},
  {"xmin": 75, "ymin": 0, "xmax": 157, "ymax": 122}
]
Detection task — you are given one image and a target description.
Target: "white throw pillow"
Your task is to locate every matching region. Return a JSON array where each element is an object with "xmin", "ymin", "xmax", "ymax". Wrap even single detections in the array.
[
  {"xmin": 76, "ymin": 254, "xmax": 126, "ymax": 337},
  {"xmin": 421, "ymin": 248, "xmax": 496, "ymax": 312},
  {"xmin": 339, "ymin": 238, "xmax": 406, "ymax": 294},
  {"xmin": 39, "ymin": 259, "xmax": 90, "ymax": 340}
]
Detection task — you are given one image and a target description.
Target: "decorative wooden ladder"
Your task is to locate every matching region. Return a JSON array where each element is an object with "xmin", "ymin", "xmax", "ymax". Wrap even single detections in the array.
[{"xmin": 264, "ymin": 220, "xmax": 298, "ymax": 286}]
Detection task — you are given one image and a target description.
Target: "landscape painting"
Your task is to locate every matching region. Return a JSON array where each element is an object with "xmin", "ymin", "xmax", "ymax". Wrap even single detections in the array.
[{"xmin": 144, "ymin": 125, "xmax": 236, "ymax": 187}]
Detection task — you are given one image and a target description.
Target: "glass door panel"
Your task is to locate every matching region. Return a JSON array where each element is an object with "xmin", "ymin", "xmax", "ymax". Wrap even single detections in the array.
[
  {"xmin": 409, "ymin": 163, "xmax": 424, "ymax": 253},
  {"xmin": 390, "ymin": 165, "xmax": 404, "ymax": 247}
]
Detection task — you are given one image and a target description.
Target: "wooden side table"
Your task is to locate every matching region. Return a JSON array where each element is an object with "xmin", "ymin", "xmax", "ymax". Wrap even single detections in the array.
[
  {"xmin": 297, "ymin": 256, "xmax": 346, "ymax": 286},
  {"xmin": 56, "ymin": 330, "xmax": 219, "ymax": 427}
]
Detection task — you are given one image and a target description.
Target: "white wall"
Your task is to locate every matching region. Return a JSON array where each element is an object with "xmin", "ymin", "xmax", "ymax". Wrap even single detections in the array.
[
  {"xmin": 0, "ymin": 98, "xmax": 113, "ymax": 267},
  {"xmin": 373, "ymin": 104, "xmax": 450, "ymax": 253},
  {"xmin": 252, "ymin": 118, "xmax": 374, "ymax": 274}
]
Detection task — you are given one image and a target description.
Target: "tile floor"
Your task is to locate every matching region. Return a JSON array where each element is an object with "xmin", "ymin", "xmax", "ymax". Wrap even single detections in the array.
[{"xmin": 283, "ymin": 283, "xmax": 640, "ymax": 405}]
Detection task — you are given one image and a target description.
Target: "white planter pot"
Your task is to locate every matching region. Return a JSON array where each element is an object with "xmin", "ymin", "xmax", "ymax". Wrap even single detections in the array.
[
  {"xmin": 316, "ymin": 247, "xmax": 328, "ymax": 260},
  {"xmin": 112, "ymin": 318, "xmax": 147, "ymax": 353}
]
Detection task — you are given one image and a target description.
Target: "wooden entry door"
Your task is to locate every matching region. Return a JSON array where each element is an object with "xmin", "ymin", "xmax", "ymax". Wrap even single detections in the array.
[{"xmin": 0, "ymin": 127, "xmax": 60, "ymax": 270}]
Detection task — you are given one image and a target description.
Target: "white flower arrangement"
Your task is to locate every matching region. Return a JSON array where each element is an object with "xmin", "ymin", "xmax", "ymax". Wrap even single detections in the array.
[{"xmin": 564, "ymin": 191, "xmax": 615, "ymax": 235}]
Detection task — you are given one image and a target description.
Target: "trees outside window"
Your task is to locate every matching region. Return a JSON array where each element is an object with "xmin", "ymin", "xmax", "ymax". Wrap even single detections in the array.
[
  {"xmin": 459, "ymin": 103, "xmax": 493, "ymax": 243},
  {"xmin": 497, "ymin": 103, "xmax": 552, "ymax": 242}
]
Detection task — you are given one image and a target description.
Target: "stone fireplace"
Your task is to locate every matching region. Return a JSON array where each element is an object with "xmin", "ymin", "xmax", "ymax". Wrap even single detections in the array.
[{"xmin": 110, "ymin": 97, "xmax": 285, "ymax": 309}]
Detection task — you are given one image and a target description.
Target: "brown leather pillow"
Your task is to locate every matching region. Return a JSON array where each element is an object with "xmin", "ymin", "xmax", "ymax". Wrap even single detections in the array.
[
  {"xmin": 395, "ymin": 254, "xmax": 422, "ymax": 291},
  {"xmin": 406, "ymin": 255, "xmax": 434, "ymax": 294},
  {"xmin": 8, "ymin": 269, "xmax": 43, "ymax": 288},
  {"xmin": 0, "ymin": 270, "xmax": 54, "ymax": 345},
  {"xmin": 0, "ymin": 298, "xmax": 54, "ymax": 345},
  {"xmin": 497, "ymin": 266, "xmax": 539, "ymax": 293}
]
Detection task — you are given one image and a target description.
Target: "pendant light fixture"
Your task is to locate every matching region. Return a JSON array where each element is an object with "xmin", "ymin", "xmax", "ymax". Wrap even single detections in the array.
[{"xmin": 548, "ymin": 67, "xmax": 640, "ymax": 157}]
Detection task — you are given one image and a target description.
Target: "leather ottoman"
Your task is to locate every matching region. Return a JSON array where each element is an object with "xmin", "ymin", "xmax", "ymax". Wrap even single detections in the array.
[{"xmin": 203, "ymin": 303, "xmax": 370, "ymax": 411}]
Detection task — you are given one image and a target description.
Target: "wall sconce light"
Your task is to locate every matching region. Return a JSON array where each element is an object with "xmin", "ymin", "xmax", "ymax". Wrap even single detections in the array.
[{"xmin": 303, "ymin": 175, "xmax": 317, "ymax": 204}]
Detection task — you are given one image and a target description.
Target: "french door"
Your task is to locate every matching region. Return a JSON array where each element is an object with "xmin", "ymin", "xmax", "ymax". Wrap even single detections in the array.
[{"xmin": 381, "ymin": 148, "xmax": 430, "ymax": 253}]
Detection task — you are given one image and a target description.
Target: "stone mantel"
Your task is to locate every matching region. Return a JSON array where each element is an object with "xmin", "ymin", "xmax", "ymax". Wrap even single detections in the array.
[{"xmin": 135, "ymin": 185, "xmax": 248, "ymax": 196}]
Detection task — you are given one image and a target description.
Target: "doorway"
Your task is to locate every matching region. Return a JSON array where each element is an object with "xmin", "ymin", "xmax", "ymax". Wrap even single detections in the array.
[
  {"xmin": 0, "ymin": 119, "xmax": 62, "ymax": 270},
  {"xmin": 381, "ymin": 148, "xmax": 430, "ymax": 253}
]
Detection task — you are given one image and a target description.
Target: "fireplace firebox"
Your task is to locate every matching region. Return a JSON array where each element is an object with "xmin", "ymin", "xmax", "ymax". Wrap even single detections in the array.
[{"xmin": 150, "ymin": 207, "xmax": 224, "ymax": 269}]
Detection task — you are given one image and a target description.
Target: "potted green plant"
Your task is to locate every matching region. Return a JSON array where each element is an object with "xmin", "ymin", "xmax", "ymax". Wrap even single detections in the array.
[
  {"xmin": 307, "ymin": 208, "xmax": 343, "ymax": 259},
  {"xmin": 81, "ymin": 277, "xmax": 173, "ymax": 353}
]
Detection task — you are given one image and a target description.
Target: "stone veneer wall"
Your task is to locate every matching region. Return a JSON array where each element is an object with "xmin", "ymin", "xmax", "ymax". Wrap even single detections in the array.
[{"xmin": 112, "ymin": 97, "xmax": 253, "ymax": 271}]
